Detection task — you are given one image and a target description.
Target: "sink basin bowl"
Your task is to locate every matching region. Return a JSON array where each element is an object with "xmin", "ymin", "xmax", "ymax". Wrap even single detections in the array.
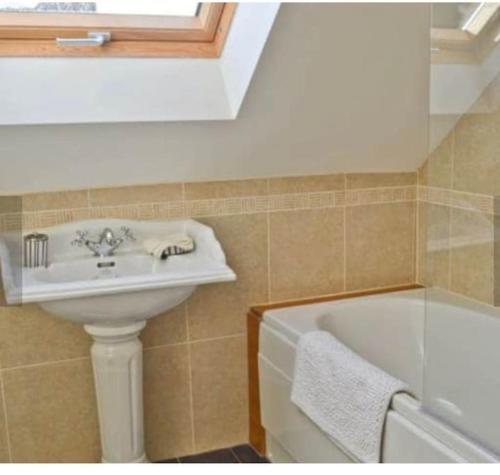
[{"xmin": 0, "ymin": 218, "xmax": 236, "ymax": 324}]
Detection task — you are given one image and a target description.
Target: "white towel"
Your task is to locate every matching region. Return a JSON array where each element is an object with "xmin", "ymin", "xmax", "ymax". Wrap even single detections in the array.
[
  {"xmin": 143, "ymin": 234, "xmax": 195, "ymax": 260},
  {"xmin": 291, "ymin": 331, "xmax": 408, "ymax": 463}
]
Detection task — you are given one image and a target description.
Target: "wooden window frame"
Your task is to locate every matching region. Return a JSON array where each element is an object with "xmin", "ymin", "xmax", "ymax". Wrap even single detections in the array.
[{"xmin": 0, "ymin": 2, "xmax": 236, "ymax": 57}]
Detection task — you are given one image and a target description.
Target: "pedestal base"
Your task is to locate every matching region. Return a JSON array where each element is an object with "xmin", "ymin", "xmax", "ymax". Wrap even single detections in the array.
[
  {"xmin": 85, "ymin": 321, "xmax": 148, "ymax": 463},
  {"xmin": 102, "ymin": 453, "xmax": 149, "ymax": 463}
]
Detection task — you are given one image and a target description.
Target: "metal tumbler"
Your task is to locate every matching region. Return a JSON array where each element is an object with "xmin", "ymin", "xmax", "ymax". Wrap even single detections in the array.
[{"xmin": 23, "ymin": 232, "xmax": 49, "ymax": 268}]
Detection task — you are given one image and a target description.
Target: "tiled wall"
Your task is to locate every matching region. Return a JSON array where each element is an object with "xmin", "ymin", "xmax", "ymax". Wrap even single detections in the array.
[
  {"xmin": 0, "ymin": 172, "xmax": 417, "ymax": 462},
  {"xmin": 417, "ymin": 74, "xmax": 500, "ymax": 306}
]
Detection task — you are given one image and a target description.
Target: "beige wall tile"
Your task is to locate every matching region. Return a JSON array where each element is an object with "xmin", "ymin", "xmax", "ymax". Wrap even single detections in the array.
[
  {"xmin": 0, "ymin": 305, "xmax": 91, "ymax": 369},
  {"xmin": 454, "ymin": 113, "xmax": 500, "ymax": 195},
  {"xmin": 144, "ymin": 344, "xmax": 193, "ymax": 461},
  {"xmin": 3, "ymin": 359, "xmax": 100, "ymax": 462},
  {"xmin": 419, "ymin": 132, "xmax": 453, "ymax": 189},
  {"xmin": 450, "ymin": 208, "xmax": 494, "ymax": 304},
  {"xmin": 424, "ymin": 204, "xmax": 451, "ymax": 289},
  {"xmin": 268, "ymin": 174, "xmax": 345, "ymax": 194},
  {"xmin": 270, "ymin": 208, "xmax": 344, "ymax": 301},
  {"xmin": 184, "ymin": 179, "xmax": 268, "ymax": 200},
  {"xmin": 140, "ymin": 304, "xmax": 187, "ymax": 349},
  {"xmin": 22, "ymin": 190, "xmax": 88, "ymax": 212},
  {"xmin": 0, "ymin": 196, "xmax": 22, "ymax": 215},
  {"xmin": 346, "ymin": 172, "xmax": 416, "ymax": 189},
  {"xmin": 89, "ymin": 183, "xmax": 183, "ymax": 207},
  {"xmin": 191, "ymin": 335, "xmax": 248, "ymax": 453},
  {"xmin": 88, "ymin": 205, "xmax": 139, "ymax": 220},
  {"xmin": 417, "ymin": 159, "xmax": 428, "ymax": 187},
  {"xmin": 418, "ymin": 202, "xmax": 451, "ymax": 289},
  {"xmin": 187, "ymin": 214, "xmax": 268, "ymax": 340},
  {"xmin": 0, "ymin": 212, "xmax": 23, "ymax": 232},
  {"xmin": 0, "ymin": 278, "xmax": 6, "ymax": 307},
  {"xmin": 495, "ymin": 209, "xmax": 500, "ymax": 306},
  {"xmin": 346, "ymin": 202, "xmax": 415, "ymax": 290},
  {"xmin": 416, "ymin": 201, "xmax": 428, "ymax": 286},
  {"xmin": 0, "ymin": 383, "xmax": 9, "ymax": 462}
]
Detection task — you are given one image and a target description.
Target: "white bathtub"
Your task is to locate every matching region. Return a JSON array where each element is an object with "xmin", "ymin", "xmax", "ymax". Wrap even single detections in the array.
[{"xmin": 258, "ymin": 288, "xmax": 500, "ymax": 463}]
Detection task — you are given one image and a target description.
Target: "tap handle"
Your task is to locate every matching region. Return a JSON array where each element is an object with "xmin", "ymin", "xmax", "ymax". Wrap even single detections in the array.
[
  {"xmin": 120, "ymin": 226, "xmax": 136, "ymax": 241},
  {"xmin": 71, "ymin": 230, "xmax": 89, "ymax": 246}
]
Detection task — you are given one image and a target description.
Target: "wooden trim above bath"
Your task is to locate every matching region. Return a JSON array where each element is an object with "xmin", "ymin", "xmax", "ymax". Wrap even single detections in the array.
[
  {"xmin": 246, "ymin": 283, "xmax": 423, "ymax": 455},
  {"xmin": 247, "ymin": 308, "xmax": 266, "ymax": 456},
  {"xmin": 0, "ymin": 3, "xmax": 236, "ymax": 58}
]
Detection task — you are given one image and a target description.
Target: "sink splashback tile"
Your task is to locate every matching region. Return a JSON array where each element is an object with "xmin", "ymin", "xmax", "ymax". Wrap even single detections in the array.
[
  {"xmin": 420, "ymin": 203, "xmax": 451, "ymax": 289},
  {"xmin": 453, "ymin": 113, "xmax": 500, "ymax": 196},
  {"xmin": 0, "ymin": 384, "xmax": 9, "ymax": 462},
  {"xmin": 345, "ymin": 172, "xmax": 416, "ymax": 189},
  {"xmin": 450, "ymin": 208, "xmax": 494, "ymax": 305},
  {"xmin": 0, "ymin": 305, "xmax": 91, "ymax": 369},
  {"xmin": 144, "ymin": 344, "xmax": 193, "ymax": 460},
  {"xmin": 190, "ymin": 335, "xmax": 248, "ymax": 454},
  {"xmin": 186, "ymin": 214, "xmax": 268, "ymax": 341},
  {"xmin": 269, "ymin": 207, "xmax": 345, "ymax": 301},
  {"xmin": 0, "ymin": 196, "xmax": 21, "ymax": 215},
  {"xmin": 141, "ymin": 304, "xmax": 188, "ymax": 348},
  {"xmin": 418, "ymin": 132, "xmax": 453, "ymax": 189},
  {"xmin": 346, "ymin": 201, "xmax": 416, "ymax": 291},
  {"xmin": 3, "ymin": 358, "xmax": 100, "ymax": 463},
  {"xmin": 268, "ymin": 173, "xmax": 345, "ymax": 194},
  {"xmin": 184, "ymin": 179, "xmax": 268, "ymax": 201},
  {"xmin": 22, "ymin": 190, "xmax": 89, "ymax": 212},
  {"xmin": 89, "ymin": 183, "xmax": 183, "ymax": 207}
]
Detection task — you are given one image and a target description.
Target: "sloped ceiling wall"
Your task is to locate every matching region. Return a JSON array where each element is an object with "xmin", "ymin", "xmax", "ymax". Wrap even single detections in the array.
[{"xmin": 0, "ymin": 3, "xmax": 430, "ymax": 194}]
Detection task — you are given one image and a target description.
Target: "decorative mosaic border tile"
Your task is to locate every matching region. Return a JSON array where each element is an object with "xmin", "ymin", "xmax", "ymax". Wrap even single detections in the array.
[
  {"xmin": 418, "ymin": 186, "xmax": 494, "ymax": 214},
  {"xmin": 0, "ymin": 186, "xmax": 417, "ymax": 232},
  {"xmin": 343, "ymin": 186, "xmax": 416, "ymax": 206}
]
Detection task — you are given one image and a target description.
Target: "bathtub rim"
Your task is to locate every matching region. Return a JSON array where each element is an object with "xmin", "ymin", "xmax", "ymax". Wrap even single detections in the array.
[{"xmin": 262, "ymin": 287, "xmax": 425, "ymax": 346}]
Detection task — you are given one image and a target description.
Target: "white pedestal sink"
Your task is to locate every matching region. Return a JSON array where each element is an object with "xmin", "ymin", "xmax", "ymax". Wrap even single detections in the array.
[{"xmin": 0, "ymin": 219, "xmax": 236, "ymax": 463}]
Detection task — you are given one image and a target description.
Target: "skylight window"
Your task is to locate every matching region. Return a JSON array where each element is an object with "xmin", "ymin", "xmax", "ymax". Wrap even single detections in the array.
[
  {"xmin": 0, "ymin": 2, "xmax": 235, "ymax": 57},
  {"xmin": 0, "ymin": 1, "xmax": 200, "ymax": 17},
  {"xmin": 431, "ymin": 2, "xmax": 500, "ymax": 64}
]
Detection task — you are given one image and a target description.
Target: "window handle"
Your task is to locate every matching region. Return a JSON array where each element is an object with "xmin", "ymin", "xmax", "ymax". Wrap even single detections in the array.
[{"xmin": 56, "ymin": 32, "xmax": 111, "ymax": 47}]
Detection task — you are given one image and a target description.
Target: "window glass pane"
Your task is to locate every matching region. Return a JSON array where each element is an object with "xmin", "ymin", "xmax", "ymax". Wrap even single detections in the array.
[{"xmin": 0, "ymin": 1, "xmax": 200, "ymax": 16}]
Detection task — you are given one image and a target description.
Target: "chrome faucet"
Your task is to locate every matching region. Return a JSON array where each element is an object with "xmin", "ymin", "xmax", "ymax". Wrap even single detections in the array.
[{"xmin": 71, "ymin": 227, "xmax": 135, "ymax": 257}]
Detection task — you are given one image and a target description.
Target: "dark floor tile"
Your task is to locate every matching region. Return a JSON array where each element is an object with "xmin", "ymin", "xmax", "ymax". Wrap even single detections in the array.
[
  {"xmin": 179, "ymin": 448, "xmax": 238, "ymax": 463},
  {"xmin": 156, "ymin": 458, "xmax": 179, "ymax": 463},
  {"xmin": 232, "ymin": 444, "xmax": 269, "ymax": 463}
]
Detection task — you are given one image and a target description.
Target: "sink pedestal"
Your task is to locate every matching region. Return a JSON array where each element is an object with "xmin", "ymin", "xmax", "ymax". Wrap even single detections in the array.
[{"xmin": 84, "ymin": 321, "xmax": 148, "ymax": 463}]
